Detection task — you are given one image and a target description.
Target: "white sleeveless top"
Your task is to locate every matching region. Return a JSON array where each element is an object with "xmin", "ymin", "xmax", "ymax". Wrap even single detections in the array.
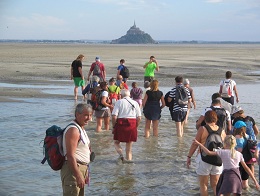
[{"xmin": 63, "ymin": 121, "xmax": 90, "ymax": 164}]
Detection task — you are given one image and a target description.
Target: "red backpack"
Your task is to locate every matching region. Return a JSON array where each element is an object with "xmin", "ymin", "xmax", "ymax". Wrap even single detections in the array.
[{"xmin": 41, "ymin": 123, "xmax": 81, "ymax": 170}]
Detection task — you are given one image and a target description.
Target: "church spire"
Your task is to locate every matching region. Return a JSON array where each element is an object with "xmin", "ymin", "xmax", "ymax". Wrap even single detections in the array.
[{"xmin": 133, "ymin": 20, "xmax": 136, "ymax": 28}]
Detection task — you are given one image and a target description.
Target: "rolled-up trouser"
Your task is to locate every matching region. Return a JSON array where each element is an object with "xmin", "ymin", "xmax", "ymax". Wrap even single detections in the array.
[{"xmin": 60, "ymin": 161, "xmax": 88, "ymax": 196}]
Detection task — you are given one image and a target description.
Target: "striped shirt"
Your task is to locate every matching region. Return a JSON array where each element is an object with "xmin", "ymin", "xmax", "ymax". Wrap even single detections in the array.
[{"xmin": 169, "ymin": 84, "xmax": 191, "ymax": 112}]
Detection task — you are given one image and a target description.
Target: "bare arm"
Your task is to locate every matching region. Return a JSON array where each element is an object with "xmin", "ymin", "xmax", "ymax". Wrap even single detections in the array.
[
  {"xmin": 196, "ymin": 115, "xmax": 205, "ymax": 130},
  {"xmin": 160, "ymin": 95, "xmax": 166, "ymax": 109},
  {"xmin": 233, "ymin": 85, "xmax": 239, "ymax": 103},
  {"xmin": 143, "ymin": 93, "xmax": 148, "ymax": 107},
  {"xmin": 78, "ymin": 67, "xmax": 84, "ymax": 80},
  {"xmin": 191, "ymin": 91, "xmax": 196, "ymax": 109},
  {"xmin": 65, "ymin": 128, "xmax": 85, "ymax": 188},
  {"xmin": 112, "ymin": 115, "xmax": 117, "ymax": 128},
  {"xmin": 219, "ymin": 85, "xmax": 223, "ymax": 94},
  {"xmin": 186, "ymin": 127, "xmax": 204, "ymax": 168},
  {"xmin": 117, "ymin": 70, "xmax": 121, "ymax": 78},
  {"xmin": 136, "ymin": 116, "xmax": 141, "ymax": 127},
  {"xmin": 193, "ymin": 139, "xmax": 217, "ymax": 156},
  {"xmin": 240, "ymin": 161, "xmax": 259, "ymax": 189},
  {"xmin": 154, "ymin": 60, "xmax": 159, "ymax": 71}
]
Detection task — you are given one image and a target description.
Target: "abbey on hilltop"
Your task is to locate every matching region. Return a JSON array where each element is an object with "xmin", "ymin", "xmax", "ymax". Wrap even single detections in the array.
[{"xmin": 111, "ymin": 22, "xmax": 156, "ymax": 44}]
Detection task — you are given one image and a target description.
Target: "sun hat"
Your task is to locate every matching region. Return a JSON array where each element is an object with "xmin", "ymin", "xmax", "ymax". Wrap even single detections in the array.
[
  {"xmin": 231, "ymin": 105, "xmax": 242, "ymax": 115},
  {"xmin": 234, "ymin": 120, "xmax": 246, "ymax": 129},
  {"xmin": 183, "ymin": 79, "xmax": 190, "ymax": 85}
]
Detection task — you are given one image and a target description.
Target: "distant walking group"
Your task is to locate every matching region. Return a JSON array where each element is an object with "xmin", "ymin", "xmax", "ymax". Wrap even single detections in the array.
[{"xmin": 67, "ymin": 54, "xmax": 259, "ymax": 196}]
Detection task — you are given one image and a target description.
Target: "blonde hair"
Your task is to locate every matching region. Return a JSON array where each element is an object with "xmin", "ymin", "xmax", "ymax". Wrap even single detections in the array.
[
  {"xmin": 150, "ymin": 80, "xmax": 159, "ymax": 91},
  {"xmin": 76, "ymin": 54, "xmax": 84, "ymax": 61},
  {"xmin": 224, "ymin": 135, "xmax": 237, "ymax": 159}
]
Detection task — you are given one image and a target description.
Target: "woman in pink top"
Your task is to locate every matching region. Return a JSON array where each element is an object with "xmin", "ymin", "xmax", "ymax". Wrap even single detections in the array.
[{"xmin": 193, "ymin": 135, "xmax": 259, "ymax": 196}]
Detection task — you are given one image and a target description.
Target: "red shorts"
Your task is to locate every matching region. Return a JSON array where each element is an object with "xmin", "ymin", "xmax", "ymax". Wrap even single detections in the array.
[{"xmin": 113, "ymin": 118, "xmax": 137, "ymax": 142}]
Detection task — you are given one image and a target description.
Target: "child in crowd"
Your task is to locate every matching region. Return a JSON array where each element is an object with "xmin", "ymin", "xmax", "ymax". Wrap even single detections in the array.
[
  {"xmin": 193, "ymin": 135, "xmax": 259, "ymax": 195},
  {"xmin": 108, "ymin": 77, "xmax": 121, "ymax": 106},
  {"xmin": 233, "ymin": 120, "xmax": 257, "ymax": 189},
  {"xmin": 130, "ymin": 82, "xmax": 143, "ymax": 107},
  {"xmin": 82, "ymin": 75, "xmax": 100, "ymax": 103},
  {"xmin": 116, "ymin": 75, "xmax": 128, "ymax": 90}
]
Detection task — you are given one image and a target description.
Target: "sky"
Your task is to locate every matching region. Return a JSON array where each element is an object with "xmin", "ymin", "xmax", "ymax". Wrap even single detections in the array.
[{"xmin": 0, "ymin": 0, "xmax": 260, "ymax": 41}]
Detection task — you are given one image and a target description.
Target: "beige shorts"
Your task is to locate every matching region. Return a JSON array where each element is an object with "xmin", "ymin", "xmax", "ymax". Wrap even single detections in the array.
[
  {"xmin": 95, "ymin": 108, "xmax": 111, "ymax": 118},
  {"xmin": 195, "ymin": 154, "xmax": 223, "ymax": 176}
]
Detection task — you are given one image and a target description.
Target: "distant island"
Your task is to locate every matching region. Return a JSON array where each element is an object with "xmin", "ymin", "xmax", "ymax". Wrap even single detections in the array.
[{"xmin": 111, "ymin": 22, "xmax": 156, "ymax": 44}]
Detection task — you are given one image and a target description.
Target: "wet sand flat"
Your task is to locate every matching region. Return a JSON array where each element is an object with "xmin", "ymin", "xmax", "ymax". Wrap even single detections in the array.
[{"xmin": 0, "ymin": 43, "xmax": 260, "ymax": 101}]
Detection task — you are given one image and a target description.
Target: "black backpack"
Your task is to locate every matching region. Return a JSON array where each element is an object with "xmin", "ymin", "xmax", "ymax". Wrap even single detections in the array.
[
  {"xmin": 175, "ymin": 85, "xmax": 188, "ymax": 107},
  {"xmin": 201, "ymin": 124, "xmax": 223, "ymax": 166},
  {"xmin": 242, "ymin": 137, "xmax": 257, "ymax": 164},
  {"xmin": 120, "ymin": 65, "xmax": 130, "ymax": 78},
  {"xmin": 210, "ymin": 106, "xmax": 227, "ymax": 131},
  {"xmin": 164, "ymin": 90, "xmax": 174, "ymax": 109}
]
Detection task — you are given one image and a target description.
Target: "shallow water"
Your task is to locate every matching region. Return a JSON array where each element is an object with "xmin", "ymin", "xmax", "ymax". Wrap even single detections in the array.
[{"xmin": 0, "ymin": 82, "xmax": 259, "ymax": 196}]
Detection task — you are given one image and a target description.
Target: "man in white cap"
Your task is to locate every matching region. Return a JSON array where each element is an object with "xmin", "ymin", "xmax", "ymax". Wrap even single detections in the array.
[{"xmin": 87, "ymin": 56, "xmax": 106, "ymax": 82}]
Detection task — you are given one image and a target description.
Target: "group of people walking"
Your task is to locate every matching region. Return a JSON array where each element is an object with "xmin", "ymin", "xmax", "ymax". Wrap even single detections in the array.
[{"xmin": 67, "ymin": 54, "xmax": 259, "ymax": 196}]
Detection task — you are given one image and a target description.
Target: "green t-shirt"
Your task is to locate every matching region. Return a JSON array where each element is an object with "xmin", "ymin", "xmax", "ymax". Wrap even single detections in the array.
[
  {"xmin": 144, "ymin": 62, "xmax": 157, "ymax": 77},
  {"xmin": 108, "ymin": 85, "xmax": 120, "ymax": 93}
]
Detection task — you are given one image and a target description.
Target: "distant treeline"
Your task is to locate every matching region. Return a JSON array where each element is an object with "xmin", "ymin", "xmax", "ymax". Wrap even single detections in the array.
[{"xmin": 0, "ymin": 39, "xmax": 260, "ymax": 44}]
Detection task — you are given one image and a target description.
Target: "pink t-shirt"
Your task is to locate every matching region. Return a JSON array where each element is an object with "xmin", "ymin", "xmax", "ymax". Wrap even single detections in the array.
[{"xmin": 216, "ymin": 149, "xmax": 244, "ymax": 170}]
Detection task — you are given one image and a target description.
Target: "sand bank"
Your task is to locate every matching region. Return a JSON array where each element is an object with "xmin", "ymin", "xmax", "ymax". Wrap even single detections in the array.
[{"xmin": 0, "ymin": 43, "xmax": 260, "ymax": 102}]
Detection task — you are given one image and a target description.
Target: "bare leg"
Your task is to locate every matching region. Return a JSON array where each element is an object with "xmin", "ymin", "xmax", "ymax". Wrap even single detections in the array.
[
  {"xmin": 125, "ymin": 142, "xmax": 133, "ymax": 161},
  {"xmin": 199, "ymin": 175, "xmax": 209, "ymax": 196},
  {"xmin": 81, "ymin": 86, "xmax": 86, "ymax": 100},
  {"xmin": 175, "ymin": 121, "xmax": 183, "ymax": 137},
  {"xmin": 184, "ymin": 108, "xmax": 190, "ymax": 124},
  {"xmin": 96, "ymin": 117, "xmax": 103, "ymax": 133},
  {"xmin": 74, "ymin": 86, "xmax": 78, "ymax": 100},
  {"xmin": 144, "ymin": 118, "xmax": 151, "ymax": 138},
  {"xmin": 152, "ymin": 120, "xmax": 159, "ymax": 137},
  {"xmin": 114, "ymin": 140, "xmax": 123, "ymax": 157},
  {"xmin": 210, "ymin": 174, "xmax": 220, "ymax": 196},
  {"xmin": 104, "ymin": 116, "xmax": 110, "ymax": 131}
]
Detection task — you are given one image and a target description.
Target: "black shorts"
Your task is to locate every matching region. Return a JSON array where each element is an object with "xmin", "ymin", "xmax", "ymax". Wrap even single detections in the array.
[
  {"xmin": 239, "ymin": 163, "xmax": 252, "ymax": 180},
  {"xmin": 171, "ymin": 110, "xmax": 187, "ymax": 122}
]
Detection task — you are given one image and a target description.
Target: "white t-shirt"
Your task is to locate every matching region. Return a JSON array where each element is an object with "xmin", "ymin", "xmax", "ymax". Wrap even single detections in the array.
[
  {"xmin": 219, "ymin": 79, "xmax": 236, "ymax": 96},
  {"xmin": 101, "ymin": 90, "xmax": 109, "ymax": 110},
  {"xmin": 112, "ymin": 97, "xmax": 141, "ymax": 118},
  {"xmin": 201, "ymin": 106, "xmax": 231, "ymax": 122},
  {"xmin": 216, "ymin": 149, "xmax": 244, "ymax": 170}
]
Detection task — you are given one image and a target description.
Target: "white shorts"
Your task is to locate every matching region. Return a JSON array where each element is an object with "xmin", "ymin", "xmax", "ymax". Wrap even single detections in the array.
[{"xmin": 195, "ymin": 154, "xmax": 223, "ymax": 176}]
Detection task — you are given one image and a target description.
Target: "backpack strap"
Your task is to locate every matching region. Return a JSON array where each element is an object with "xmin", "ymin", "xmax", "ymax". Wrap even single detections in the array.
[
  {"xmin": 204, "ymin": 124, "xmax": 222, "ymax": 135},
  {"xmin": 124, "ymin": 98, "xmax": 135, "ymax": 109}
]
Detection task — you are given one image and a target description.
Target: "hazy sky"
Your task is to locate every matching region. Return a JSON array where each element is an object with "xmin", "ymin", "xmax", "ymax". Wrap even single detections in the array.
[{"xmin": 0, "ymin": 0, "xmax": 260, "ymax": 41}]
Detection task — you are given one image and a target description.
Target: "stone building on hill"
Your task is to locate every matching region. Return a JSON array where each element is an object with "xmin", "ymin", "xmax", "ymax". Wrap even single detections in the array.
[{"xmin": 111, "ymin": 22, "xmax": 156, "ymax": 44}]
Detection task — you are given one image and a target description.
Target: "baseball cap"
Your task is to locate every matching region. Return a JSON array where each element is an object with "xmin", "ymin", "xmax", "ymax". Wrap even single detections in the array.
[
  {"xmin": 234, "ymin": 120, "xmax": 246, "ymax": 129},
  {"xmin": 231, "ymin": 105, "xmax": 242, "ymax": 115},
  {"xmin": 95, "ymin": 56, "xmax": 100, "ymax": 61}
]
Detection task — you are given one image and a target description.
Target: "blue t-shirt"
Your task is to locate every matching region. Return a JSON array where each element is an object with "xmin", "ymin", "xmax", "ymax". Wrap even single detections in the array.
[{"xmin": 117, "ymin": 64, "xmax": 124, "ymax": 72}]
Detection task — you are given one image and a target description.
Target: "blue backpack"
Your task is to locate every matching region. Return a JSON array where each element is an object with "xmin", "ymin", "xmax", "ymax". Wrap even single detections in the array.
[{"xmin": 244, "ymin": 119, "xmax": 256, "ymax": 141}]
